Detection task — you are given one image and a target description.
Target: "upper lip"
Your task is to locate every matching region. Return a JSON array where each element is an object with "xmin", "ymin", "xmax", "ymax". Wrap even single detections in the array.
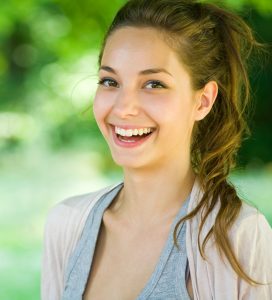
[{"xmin": 110, "ymin": 124, "xmax": 156, "ymax": 130}]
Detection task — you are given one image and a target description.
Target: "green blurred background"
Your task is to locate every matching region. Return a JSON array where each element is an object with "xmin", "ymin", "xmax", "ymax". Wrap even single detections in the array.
[{"xmin": 0, "ymin": 0, "xmax": 271, "ymax": 299}]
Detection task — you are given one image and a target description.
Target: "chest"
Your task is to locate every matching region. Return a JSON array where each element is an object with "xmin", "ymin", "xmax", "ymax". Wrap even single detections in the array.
[{"xmin": 83, "ymin": 220, "xmax": 173, "ymax": 300}]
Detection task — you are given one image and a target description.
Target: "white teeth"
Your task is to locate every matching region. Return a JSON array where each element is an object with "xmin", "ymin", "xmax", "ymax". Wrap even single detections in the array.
[
  {"xmin": 115, "ymin": 126, "xmax": 154, "ymax": 137},
  {"xmin": 120, "ymin": 129, "xmax": 126, "ymax": 136},
  {"xmin": 125, "ymin": 129, "xmax": 133, "ymax": 137}
]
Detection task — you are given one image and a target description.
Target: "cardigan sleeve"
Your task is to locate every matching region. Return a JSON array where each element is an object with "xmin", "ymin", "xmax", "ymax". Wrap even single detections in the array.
[
  {"xmin": 41, "ymin": 194, "xmax": 96, "ymax": 300},
  {"xmin": 40, "ymin": 184, "xmax": 120, "ymax": 300},
  {"xmin": 186, "ymin": 193, "xmax": 272, "ymax": 300},
  {"xmin": 233, "ymin": 211, "xmax": 272, "ymax": 299},
  {"xmin": 41, "ymin": 203, "xmax": 77, "ymax": 300}
]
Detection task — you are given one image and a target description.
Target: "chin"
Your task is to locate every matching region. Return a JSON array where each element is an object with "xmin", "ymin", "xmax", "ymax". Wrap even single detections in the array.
[
  {"xmin": 112, "ymin": 155, "xmax": 162, "ymax": 171},
  {"xmin": 113, "ymin": 158, "xmax": 142, "ymax": 169},
  {"xmin": 111, "ymin": 154, "xmax": 149, "ymax": 170}
]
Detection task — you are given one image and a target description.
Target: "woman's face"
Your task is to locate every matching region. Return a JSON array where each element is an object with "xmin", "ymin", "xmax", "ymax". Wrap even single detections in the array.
[{"xmin": 93, "ymin": 27, "xmax": 202, "ymax": 170}]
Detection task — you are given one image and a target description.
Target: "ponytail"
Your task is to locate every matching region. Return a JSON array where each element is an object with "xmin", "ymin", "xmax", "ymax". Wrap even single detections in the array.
[{"xmin": 99, "ymin": 0, "xmax": 265, "ymax": 285}]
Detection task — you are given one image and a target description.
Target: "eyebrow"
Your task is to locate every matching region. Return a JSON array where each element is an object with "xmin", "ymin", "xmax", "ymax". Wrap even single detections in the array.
[{"xmin": 99, "ymin": 65, "xmax": 173, "ymax": 77}]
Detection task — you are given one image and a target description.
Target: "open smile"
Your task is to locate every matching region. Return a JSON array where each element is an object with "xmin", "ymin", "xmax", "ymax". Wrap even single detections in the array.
[{"xmin": 110, "ymin": 124, "xmax": 156, "ymax": 148}]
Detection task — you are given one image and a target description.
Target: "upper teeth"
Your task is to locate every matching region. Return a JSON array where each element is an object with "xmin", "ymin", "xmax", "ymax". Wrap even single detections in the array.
[{"xmin": 115, "ymin": 126, "xmax": 153, "ymax": 137}]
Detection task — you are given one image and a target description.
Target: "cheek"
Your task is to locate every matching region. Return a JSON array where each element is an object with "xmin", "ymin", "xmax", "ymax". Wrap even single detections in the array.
[
  {"xmin": 92, "ymin": 97, "xmax": 101, "ymax": 122},
  {"xmin": 93, "ymin": 91, "xmax": 110, "ymax": 119},
  {"xmin": 93, "ymin": 93, "xmax": 111, "ymax": 134},
  {"xmin": 143, "ymin": 93, "xmax": 175, "ymax": 120},
  {"xmin": 155, "ymin": 95, "xmax": 196, "ymax": 137},
  {"xmin": 148, "ymin": 95, "xmax": 192, "ymax": 124}
]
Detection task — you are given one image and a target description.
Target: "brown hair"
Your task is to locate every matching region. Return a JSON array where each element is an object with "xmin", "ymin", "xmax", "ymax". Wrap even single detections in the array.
[{"xmin": 98, "ymin": 0, "xmax": 263, "ymax": 285}]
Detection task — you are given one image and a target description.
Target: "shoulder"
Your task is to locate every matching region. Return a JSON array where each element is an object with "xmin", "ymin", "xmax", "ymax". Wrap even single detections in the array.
[
  {"xmin": 45, "ymin": 182, "xmax": 122, "ymax": 233},
  {"xmin": 188, "ymin": 178, "xmax": 271, "ymax": 244},
  {"xmin": 229, "ymin": 201, "xmax": 272, "ymax": 255},
  {"xmin": 229, "ymin": 201, "xmax": 272, "ymax": 268},
  {"xmin": 41, "ymin": 182, "xmax": 122, "ymax": 300},
  {"xmin": 43, "ymin": 182, "xmax": 123, "ymax": 252},
  {"xmin": 231, "ymin": 201, "xmax": 271, "ymax": 234},
  {"xmin": 186, "ymin": 180, "xmax": 272, "ymax": 299},
  {"xmin": 200, "ymin": 196, "xmax": 272, "ymax": 271},
  {"xmin": 228, "ymin": 202, "xmax": 272, "ymax": 297}
]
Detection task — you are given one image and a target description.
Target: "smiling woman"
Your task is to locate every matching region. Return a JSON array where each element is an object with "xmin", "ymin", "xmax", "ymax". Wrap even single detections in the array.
[
  {"xmin": 94, "ymin": 26, "xmax": 206, "ymax": 170},
  {"xmin": 41, "ymin": 1, "xmax": 272, "ymax": 300}
]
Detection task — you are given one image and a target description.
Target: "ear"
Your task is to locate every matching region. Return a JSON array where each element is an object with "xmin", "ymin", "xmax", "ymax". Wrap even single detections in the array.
[{"xmin": 194, "ymin": 81, "xmax": 218, "ymax": 121}]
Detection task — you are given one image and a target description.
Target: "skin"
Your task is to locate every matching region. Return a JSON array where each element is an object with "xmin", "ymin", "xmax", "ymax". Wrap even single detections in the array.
[
  {"xmin": 94, "ymin": 26, "xmax": 218, "ymax": 226},
  {"xmin": 88, "ymin": 26, "xmax": 218, "ymax": 300}
]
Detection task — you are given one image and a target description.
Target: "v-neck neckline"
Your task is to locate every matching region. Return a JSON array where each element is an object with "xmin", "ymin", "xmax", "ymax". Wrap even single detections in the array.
[
  {"xmin": 86, "ymin": 183, "xmax": 190, "ymax": 299},
  {"xmin": 135, "ymin": 192, "xmax": 190, "ymax": 299}
]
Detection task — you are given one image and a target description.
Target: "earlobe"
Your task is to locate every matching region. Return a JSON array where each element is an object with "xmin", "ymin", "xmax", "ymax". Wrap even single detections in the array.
[{"xmin": 195, "ymin": 81, "xmax": 218, "ymax": 121}]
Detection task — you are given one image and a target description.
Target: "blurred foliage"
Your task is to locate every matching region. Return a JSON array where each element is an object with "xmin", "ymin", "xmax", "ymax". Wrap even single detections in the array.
[{"xmin": 0, "ymin": 0, "xmax": 271, "ymax": 171}]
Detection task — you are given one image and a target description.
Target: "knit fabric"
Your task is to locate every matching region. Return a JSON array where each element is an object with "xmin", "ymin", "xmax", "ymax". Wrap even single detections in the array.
[{"xmin": 61, "ymin": 183, "xmax": 191, "ymax": 300}]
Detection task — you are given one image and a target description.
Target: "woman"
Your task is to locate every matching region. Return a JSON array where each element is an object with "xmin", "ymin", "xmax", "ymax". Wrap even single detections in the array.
[{"xmin": 41, "ymin": 0, "xmax": 272, "ymax": 299}]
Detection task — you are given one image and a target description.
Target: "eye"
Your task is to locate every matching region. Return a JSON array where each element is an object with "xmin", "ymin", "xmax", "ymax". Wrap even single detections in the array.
[
  {"xmin": 145, "ymin": 80, "xmax": 166, "ymax": 89},
  {"xmin": 97, "ymin": 78, "xmax": 119, "ymax": 88}
]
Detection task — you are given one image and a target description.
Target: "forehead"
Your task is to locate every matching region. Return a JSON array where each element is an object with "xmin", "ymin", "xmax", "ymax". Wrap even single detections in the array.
[{"xmin": 101, "ymin": 27, "xmax": 183, "ymax": 73}]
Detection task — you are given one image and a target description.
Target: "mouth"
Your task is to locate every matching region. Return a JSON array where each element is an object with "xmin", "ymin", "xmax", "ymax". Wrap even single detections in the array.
[{"xmin": 110, "ymin": 124, "xmax": 156, "ymax": 148}]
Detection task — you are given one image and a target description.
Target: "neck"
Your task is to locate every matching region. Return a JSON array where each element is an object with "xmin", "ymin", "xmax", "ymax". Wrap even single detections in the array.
[{"xmin": 110, "ymin": 160, "xmax": 195, "ymax": 225}]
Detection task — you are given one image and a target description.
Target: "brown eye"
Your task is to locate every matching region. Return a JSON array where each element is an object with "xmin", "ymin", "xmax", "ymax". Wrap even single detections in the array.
[
  {"xmin": 145, "ymin": 80, "xmax": 166, "ymax": 89},
  {"xmin": 97, "ymin": 78, "xmax": 119, "ymax": 88}
]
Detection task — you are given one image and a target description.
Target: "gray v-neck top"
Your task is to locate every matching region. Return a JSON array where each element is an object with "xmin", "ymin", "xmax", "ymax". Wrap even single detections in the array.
[{"xmin": 61, "ymin": 183, "xmax": 191, "ymax": 300}]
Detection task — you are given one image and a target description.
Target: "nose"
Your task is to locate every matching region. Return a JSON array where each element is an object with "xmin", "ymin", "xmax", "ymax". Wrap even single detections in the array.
[{"xmin": 113, "ymin": 89, "xmax": 140, "ymax": 119}]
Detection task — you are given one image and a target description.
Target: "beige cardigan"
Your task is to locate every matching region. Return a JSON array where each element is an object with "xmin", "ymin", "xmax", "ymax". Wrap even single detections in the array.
[{"xmin": 41, "ymin": 179, "xmax": 272, "ymax": 299}]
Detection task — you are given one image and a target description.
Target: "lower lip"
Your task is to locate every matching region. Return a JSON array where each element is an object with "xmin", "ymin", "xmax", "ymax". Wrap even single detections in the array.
[{"xmin": 111, "ymin": 126, "xmax": 154, "ymax": 148}]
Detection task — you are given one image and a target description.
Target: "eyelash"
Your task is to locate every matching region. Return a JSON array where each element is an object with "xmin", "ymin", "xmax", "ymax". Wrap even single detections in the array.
[{"xmin": 97, "ymin": 78, "xmax": 167, "ymax": 89}]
